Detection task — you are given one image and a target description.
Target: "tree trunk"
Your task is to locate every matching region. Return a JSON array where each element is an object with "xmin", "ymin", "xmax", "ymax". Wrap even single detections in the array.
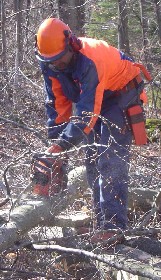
[
  {"xmin": 117, "ymin": 0, "xmax": 131, "ymax": 55},
  {"xmin": 154, "ymin": 0, "xmax": 161, "ymax": 43},
  {"xmin": 1, "ymin": 0, "xmax": 7, "ymax": 78},
  {"xmin": 139, "ymin": 0, "xmax": 151, "ymax": 70},
  {"xmin": 0, "ymin": 165, "xmax": 159, "ymax": 253},
  {"xmin": 0, "ymin": 164, "xmax": 161, "ymax": 280},
  {"xmin": 13, "ymin": 0, "xmax": 24, "ymax": 87},
  {"xmin": 0, "ymin": 194, "xmax": 69, "ymax": 253},
  {"xmin": 58, "ymin": 0, "xmax": 85, "ymax": 35},
  {"xmin": 25, "ymin": 0, "xmax": 31, "ymax": 53}
]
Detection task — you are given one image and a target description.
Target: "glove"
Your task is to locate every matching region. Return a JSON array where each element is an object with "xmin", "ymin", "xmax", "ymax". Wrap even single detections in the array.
[
  {"xmin": 46, "ymin": 143, "xmax": 63, "ymax": 154},
  {"xmin": 31, "ymin": 144, "xmax": 67, "ymax": 197}
]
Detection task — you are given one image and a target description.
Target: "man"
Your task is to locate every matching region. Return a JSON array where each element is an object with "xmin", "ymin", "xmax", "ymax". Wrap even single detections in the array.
[{"xmin": 34, "ymin": 17, "xmax": 151, "ymax": 242}]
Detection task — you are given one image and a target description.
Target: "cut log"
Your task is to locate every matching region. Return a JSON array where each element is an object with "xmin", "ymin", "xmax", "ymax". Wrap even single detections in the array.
[{"xmin": 54, "ymin": 212, "xmax": 91, "ymax": 228}]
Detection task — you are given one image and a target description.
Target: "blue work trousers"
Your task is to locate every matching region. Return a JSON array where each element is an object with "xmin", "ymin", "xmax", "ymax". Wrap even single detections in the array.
[{"xmin": 85, "ymin": 84, "xmax": 144, "ymax": 230}]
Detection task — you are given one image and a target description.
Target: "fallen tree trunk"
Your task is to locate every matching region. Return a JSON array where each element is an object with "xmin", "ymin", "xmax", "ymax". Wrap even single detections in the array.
[
  {"xmin": 0, "ymin": 197, "xmax": 62, "ymax": 252},
  {"xmin": 68, "ymin": 165, "xmax": 158, "ymax": 211},
  {"xmin": 0, "ymin": 166, "xmax": 89, "ymax": 253},
  {"xmin": 0, "ymin": 166, "xmax": 160, "ymax": 254}
]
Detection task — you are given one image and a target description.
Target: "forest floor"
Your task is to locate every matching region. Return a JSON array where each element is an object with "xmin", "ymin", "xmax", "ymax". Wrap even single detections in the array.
[{"xmin": 0, "ymin": 102, "xmax": 161, "ymax": 279}]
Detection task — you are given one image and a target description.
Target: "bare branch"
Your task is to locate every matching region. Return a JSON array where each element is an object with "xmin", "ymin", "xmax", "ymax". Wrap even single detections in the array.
[
  {"xmin": 0, "ymin": 116, "xmax": 48, "ymax": 146},
  {"xmin": 27, "ymin": 243, "xmax": 161, "ymax": 279}
]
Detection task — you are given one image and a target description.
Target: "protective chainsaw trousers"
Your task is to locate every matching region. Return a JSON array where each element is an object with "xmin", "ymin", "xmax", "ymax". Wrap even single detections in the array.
[{"xmin": 85, "ymin": 83, "xmax": 144, "ymax": 230}]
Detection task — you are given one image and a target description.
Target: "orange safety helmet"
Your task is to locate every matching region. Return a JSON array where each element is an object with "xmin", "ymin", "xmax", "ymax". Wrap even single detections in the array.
[{"xmin": 35, "ymin": 18, "xmax": 72, "ymax": 63}]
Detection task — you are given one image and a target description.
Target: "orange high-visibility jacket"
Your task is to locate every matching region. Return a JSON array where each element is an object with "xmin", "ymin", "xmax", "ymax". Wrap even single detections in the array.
[{"xmin": 40, "ymin": 38, "xmax": 149, "ymax": 142}]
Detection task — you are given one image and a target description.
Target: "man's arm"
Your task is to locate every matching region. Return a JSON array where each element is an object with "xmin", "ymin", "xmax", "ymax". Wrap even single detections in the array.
[
  {"xmin": 55, "ymin": 58, "xmax": 103, "ymax": 150},
  {"xmin": 41, "ymin": 64, "xmax": 72, "ymax": 139}
]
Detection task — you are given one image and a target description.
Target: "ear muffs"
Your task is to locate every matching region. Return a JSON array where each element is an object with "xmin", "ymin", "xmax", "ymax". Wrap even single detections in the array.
[
  {"xmin": 64, "ymin": 30, "xmax": 82, "ymax": 52},
  {"xmin": 69, "ymin": 34, "xmax": 82, "ymax": 51}
]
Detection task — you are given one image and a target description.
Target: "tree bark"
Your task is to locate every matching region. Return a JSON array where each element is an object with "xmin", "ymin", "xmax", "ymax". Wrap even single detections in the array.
[
  {"xmin": 0, "ymin": 195, "xmax": 69, "ymax": 253},
  {"xmin": 0, "ymin": 166, "xmax": 89, "ymax": 253},
  {"xmin": 58, "ymin": 0, "xmax": 85, "ymax": 35},
  {"xmin": 139, "ymin": 0, "xmax": 152, "ymax": 70},
  {"xmin": 1, "ymin": 0, "xmax": 7, "ymax": 80},
  {"xmin": 154, "ymin": 0, "xmax": 161, "ymax": 43},
  {"xmin": 13, "ymin": 0, "xmax": 24, "ymax": 87},
  {"xmin": 0, "ymin": 165, "xmax": 160, "ymax": 254},
  {"xmin": 117, "ymin": 0, "xmax": 131, "ymax": 55},
  {"xmin": 0, "ymin": 163, "xmax": 161, "ymax": 280},
  {"xmin": 25, "ymin": 0, "xmax": 31, "ymax": 52}
]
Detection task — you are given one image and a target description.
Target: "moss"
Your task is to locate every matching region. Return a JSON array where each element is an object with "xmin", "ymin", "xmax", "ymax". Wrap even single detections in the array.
[{"xmin": 146, "ymin": 119, "xmax": 161, "ymax": 142}]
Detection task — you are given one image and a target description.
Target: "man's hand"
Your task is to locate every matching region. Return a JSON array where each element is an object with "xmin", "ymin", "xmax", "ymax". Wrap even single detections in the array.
[{"xmin": 46, "ymin": 143, "xmax": 63, "ymax": 154}]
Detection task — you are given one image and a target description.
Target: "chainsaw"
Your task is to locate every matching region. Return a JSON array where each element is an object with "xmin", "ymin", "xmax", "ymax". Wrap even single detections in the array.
[{"xmin": 30, "ymin": 153, "xmax": 68, "ymax": 196}]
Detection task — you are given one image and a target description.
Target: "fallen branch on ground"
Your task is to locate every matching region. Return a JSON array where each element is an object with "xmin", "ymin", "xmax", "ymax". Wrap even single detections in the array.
[{"xmin": 23, "ymin": 243, "xmax": 161, "ymax": 280}]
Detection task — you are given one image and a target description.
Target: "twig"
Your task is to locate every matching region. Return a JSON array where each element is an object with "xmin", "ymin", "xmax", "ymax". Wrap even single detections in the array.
[
  {"xmin": 0, "ymin": 116, "xmax": 48, "ymax": 146},
  {"xmin": 0, "ymin": 266, "xmax": 55, "ymax": 279},
  {"xmin": 19, "ymin": 69, "xmax": 43, "ymax": 90},
  {"xmin": 0, "ymin": 197, "xmax": 10, "ymax": 208},
  {"xmin": 1, "ymin": 150, "xmax": 31, "ymax": 209}
]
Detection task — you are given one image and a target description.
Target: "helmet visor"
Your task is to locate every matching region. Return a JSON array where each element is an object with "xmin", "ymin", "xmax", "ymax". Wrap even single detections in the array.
[{"xmin": 35, "ymin": 45, "xmax": 69, "ymax": 63}]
